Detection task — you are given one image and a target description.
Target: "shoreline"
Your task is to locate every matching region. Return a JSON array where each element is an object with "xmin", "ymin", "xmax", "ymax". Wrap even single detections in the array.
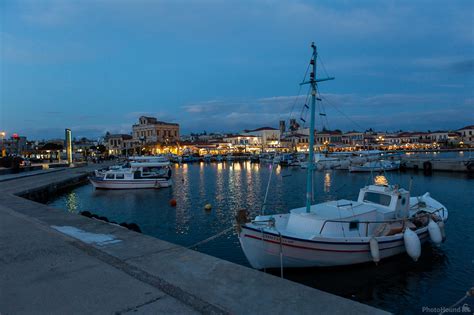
[{"xmin": 0, "ymin": 163, "xmax": 388, "ymax": 314}]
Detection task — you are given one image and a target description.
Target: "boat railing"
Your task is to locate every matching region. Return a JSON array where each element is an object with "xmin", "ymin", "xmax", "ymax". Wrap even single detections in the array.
[{"xmin": 318, "ymin": 207, "xmax": 445, "ymax": 237}]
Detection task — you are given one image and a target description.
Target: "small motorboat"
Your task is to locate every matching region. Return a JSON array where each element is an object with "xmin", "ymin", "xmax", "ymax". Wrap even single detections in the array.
[
  {"xmin": 89, "ymin": 157, "xmax": 172, "ymax": 189},
  {"xmin": 237, "ymin": 42, "xmax": 447, "ymax": 270},
  {"xmin": 237, "ymin": 184, "xmax": 447, "ymax": 268}
]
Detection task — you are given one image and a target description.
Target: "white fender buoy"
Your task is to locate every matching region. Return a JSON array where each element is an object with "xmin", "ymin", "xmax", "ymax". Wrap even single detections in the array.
[
  {"xmin": 404, "ymin": 228, "xmax": 421, "ymax": 262},
  {"xmin": 428, "ymin": 220, "xmax": 442, "ymax": 246},
  {"xmin": 438, "ymin": 220, "xmax": 446, "ymax": 242},
  {"xmin": 369, "ymin": 237, "xmax": 380, "ymax": 264}
]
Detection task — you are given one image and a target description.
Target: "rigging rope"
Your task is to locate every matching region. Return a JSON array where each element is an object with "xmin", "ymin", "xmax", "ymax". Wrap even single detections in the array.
[
  {"xmin": 318, "ymin": 54, "xmax": 331, "ymax": 80},
  {"xmin": 319, "ymin": 95, "xmax": 366, "ymax": 131},
  {"xmin": 289, "ymin": 55, "xmax": 312, "ymax": 121}
]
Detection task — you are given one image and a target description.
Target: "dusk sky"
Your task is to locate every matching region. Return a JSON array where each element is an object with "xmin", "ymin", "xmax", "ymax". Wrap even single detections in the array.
[{"xmin": 1, "ymin": 0, "xmax": 473, "ymax": 140}]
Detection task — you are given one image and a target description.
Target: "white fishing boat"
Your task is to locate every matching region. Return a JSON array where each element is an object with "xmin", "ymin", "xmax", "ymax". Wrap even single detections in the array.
[
  {"xmin": 301, "ymin": 151, "xmax": 379, "ymax": 170},
  {"xmin": 349, "ymin": 160, "xmax": 400, "ymax": 172},
  {"xmin": 236, "ymin": 43, "xmax": 448, "ymax": 269},
  {"xmin": 89, "ymin": 157, "xmax": 172, "ymax": 189}
]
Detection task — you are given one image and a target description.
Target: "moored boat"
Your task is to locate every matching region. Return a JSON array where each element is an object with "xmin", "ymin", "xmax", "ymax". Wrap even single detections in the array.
[
  {"xmin": 236, "ymin": 43, "xmax": 448, "ymax": 269},
  {"xmin": 237, "ymin": 184, "xmax": 447, "ymax": 268},
  {"xmin": 349, "ymin": 160, "xmax": 400, "ymax": 172},
  {"xmin": 89, "ymin": 157, "xmax": 172, "ymax": 189}
]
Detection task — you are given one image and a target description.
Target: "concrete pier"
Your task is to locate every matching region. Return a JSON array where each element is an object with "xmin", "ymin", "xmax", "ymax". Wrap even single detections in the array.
[
  {"xmin": 400, "ymin": 156, "xmax": 474, "ymax": 172},
  {"xmin": 0, "ymin": 164, "xmax": 388, "ymax": 314}
]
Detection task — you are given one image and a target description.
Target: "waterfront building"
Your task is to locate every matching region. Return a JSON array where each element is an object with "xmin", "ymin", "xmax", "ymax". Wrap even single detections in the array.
[
  {"xmin": 105, "ymin": 133, "xmax": 132, "ymax": 156},
  {"xmin": 242, "ymin": 127, "xmax": 280, "ymax": 147},
  {"xmin": 281, "ymin": 133, "xmax": 309, "ymax": 152},
  {"xmin": 341, "ymin": 131, "xmax": 364, "ymax": 146},
  {"xmin": 222, "ymin": 134, "xmax": 261, "ymax": 153},
  {"xmin": 1, "ymin": 135, "xmax": 29, "ymax": 155},
  {"xmin": 315, "ymin": 129, "xmax": 343, "ymax": 145},
  {"xmin": 427, "ymin": 131, "xmax": 449, "ymax": 143},
  {"xmin": 447, "ymin": 132, "xmax": 462, "ymax": 145},
  {"xmin": 458, "ymin": 125, "xmax": 474, "ymax": 146},
  {"xmin": 132, "ymin": 116, "xmax": 180, "ymax": 144}
]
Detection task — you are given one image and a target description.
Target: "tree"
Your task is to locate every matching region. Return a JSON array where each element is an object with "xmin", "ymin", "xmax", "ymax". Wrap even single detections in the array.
[{"xmin": 40, "ymin": 143, "xmax": 63, "ymax": 151}]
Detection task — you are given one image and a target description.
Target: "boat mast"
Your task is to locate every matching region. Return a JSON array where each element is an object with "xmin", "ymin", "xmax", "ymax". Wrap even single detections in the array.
[{"xmin": 301, "ymin": 42, "xmax": 334, "ymax": 213}]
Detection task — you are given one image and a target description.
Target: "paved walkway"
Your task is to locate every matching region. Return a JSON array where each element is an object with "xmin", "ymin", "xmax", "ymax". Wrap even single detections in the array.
[
  {"xmin": 0, "ymin": 168, "xmax": 64, "ymax": 182},
  {"xmin": 0, "ymin": 164, "xmax": 389, "ymax": 314}
]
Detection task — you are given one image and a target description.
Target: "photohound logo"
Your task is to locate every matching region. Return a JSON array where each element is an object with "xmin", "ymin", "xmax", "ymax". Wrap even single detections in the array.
[
  {"xmin": 461, "ymin": 303, "xmax": 471, "ymax": 313},
  {"xmin": 422, "ymin": 303, "xmax": 472, "ymax": 313}
]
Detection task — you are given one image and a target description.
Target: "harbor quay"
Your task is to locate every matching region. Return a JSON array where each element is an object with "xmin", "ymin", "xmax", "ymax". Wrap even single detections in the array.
[
  {"xmin": 0, "ymin": 164, "xmax": 387, "ymax": 314},
  {"xmin": 2, "ymin": 2, "xmax": 474, "ymax": 313}
]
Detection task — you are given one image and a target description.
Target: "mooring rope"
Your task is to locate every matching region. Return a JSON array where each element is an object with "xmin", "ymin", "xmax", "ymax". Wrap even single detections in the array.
[
  {"xmin": 439, "ymin": 287, "xmax": 474, "ymax": 315},
  {"xmin": 152, "ymin": 225, "xmax": 235, "ymax": 255},
  {"xmin": 186, "ymin": 226, "xmax": 235, "ymax": 249}
]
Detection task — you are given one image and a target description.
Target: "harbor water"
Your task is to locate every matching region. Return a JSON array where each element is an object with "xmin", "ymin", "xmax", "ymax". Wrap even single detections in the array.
[{"xmin": 48, "ymin": 159, "xmax": 474, "ymax": 314}]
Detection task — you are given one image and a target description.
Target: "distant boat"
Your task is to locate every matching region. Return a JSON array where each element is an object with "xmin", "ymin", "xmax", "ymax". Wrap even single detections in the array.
[
  {"xmin": 237, "ymin": 43, "xmax": 447, "ymax": 269},
  {"xmin": 278, "ymin": 154, "xmax": 291, "ymax": 166},
  {"xmin": 250, "ymin": 155, "xmax": 260, "ymax": 163},
  {"xmin": 89, "ymin": 156, "xmax": 172, "ymax": 189},
  {"xmin": 349, "ymin": 160, "xmax": 400, "ymax": 172}
]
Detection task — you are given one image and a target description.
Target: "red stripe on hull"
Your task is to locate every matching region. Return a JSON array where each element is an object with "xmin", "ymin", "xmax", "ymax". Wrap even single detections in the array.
[{"xmin": 243, "ymin": 233, "xmax": 428, "ymax": 253}]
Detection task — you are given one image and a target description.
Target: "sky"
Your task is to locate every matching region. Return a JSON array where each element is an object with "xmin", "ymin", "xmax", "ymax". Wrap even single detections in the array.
[{"xmin": 1, "ymin": 0, "xmax": 473, "ymax": 140}]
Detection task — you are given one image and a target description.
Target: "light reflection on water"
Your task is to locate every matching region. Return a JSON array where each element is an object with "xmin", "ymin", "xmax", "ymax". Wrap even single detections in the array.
[
  {"xmin": 65, "ymin": 192, "xmax": 78, "ymax": 213},
  {"xmin": 49, "ymin": 160, "xmax": 474, "ymax": 314},
  {"xmin": 324, "ymin": 172, "xmax": 331, "ymax": 192}
]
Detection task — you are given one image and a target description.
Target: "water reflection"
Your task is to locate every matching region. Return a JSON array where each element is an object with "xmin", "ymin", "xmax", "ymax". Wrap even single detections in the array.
[
  {"xmin": 66, "ymin": 192, "xmax": 78, "ymax": 213},
  {"xmin": 49, "ymin": 159, "xmax": 474, "ymax": 314},
  {"xmin": 324, "ymin": 172, "xmax": 331, "ymax": 192}
]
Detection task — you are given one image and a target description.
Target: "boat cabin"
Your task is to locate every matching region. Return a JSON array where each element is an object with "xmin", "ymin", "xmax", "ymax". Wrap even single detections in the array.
[
  {"xmin": 357, "ymin": 185, "xmax": 410, "ymax": 219},
  {"xmin": 283, "ymin": 185, "xmax": 411, "ymax": 238}
]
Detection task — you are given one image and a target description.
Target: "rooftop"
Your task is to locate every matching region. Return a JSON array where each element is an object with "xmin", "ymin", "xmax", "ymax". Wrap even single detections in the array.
[
  {"xmin": 244, "ymin": 127, "xmax": 278, "ymax": 132},
  {"xmin": 106, "ymin": 134, "xmax": 132, "ymax": 139}
]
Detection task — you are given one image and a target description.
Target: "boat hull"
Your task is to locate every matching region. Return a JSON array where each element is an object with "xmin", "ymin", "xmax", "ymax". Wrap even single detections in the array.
[
  {"xmin": 349, "ymin": 165, "xmax": 399, "ymax": 172},
  {"xmin": 239, "ymin": 226, "xmax": 429, "ymax": 269},
  {"xmin": 89, "ymin": 177, "xmax": 172, "ymax": 189}
]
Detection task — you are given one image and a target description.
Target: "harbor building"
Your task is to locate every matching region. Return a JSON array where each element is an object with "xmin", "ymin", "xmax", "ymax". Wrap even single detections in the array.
[
  {"xmin": 242, "ymin": 127, "xmax": 280, "ymax": 146},
  {"xmin": 458, "ymin": 125, "xmax": 474, "ymax": 146},
  {"xmin": 132, "ymin": 116, "xmax": 180, "ymax": 144},
  {"xmin": 105, "ymin": 133, "xmax": 132, "ymax": 156}
]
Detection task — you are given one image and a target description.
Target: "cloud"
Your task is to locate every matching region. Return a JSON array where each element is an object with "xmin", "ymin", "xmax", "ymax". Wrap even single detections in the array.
[
  {"xmin": 176, "ymin": 92, "xmax": 473, "ymax": 133},
  {"xmin": 449, "ymin": 59, "xmax": 474, "ymax": 74},
  {"xmin": 413, "ymin": 57, "xmax": 474, "ymax": 73}
]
